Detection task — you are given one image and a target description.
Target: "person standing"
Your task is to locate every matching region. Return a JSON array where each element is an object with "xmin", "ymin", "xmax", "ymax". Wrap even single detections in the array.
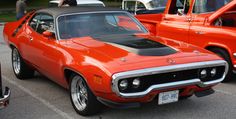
[
  {"xmin": 58, "ymin": 0, "xmax": 77, "ymax": 7},
  {"xmin": 16, "ymin": 0, "xmax": 27, "ymax": 20}
]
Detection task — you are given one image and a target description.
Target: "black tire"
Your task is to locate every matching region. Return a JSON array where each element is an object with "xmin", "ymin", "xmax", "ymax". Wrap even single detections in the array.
[
  {"xmin": 210, "ymin": 48, "xmax": 233, "ymax": 82},
  {"xmin": 11, "ymin": 48, "xmax": 34, "ymax": 79},
  {"xmin": 69, "ymin": 74, "xmax": 103, "ymax": 116}
]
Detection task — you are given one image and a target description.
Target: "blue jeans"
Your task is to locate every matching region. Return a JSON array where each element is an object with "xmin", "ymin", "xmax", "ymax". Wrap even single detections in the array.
[{"xmin": 16, "ymin": 12, "xmax": 25, "ymax": 20}]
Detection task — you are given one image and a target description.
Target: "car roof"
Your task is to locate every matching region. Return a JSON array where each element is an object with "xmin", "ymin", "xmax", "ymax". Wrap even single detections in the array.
[
  {"xmin": 49, "ymin": 0, "xmax": 105, "ymax": 5},
  {"xmin": 36, "ymin": 7, "xmax": 124, "ymax": 18},
  {"xmin": 123, "ymin": 0, "xmax": 152, "ymax": 4}
]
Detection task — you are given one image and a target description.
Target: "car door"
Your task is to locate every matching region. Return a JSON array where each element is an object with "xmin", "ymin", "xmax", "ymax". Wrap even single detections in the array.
[
  {"xmin": 26, "ymin": 13, "xmax": 64, "ymax": 82},
  {"xmin": 20, "ymin": 14, "xmax": 41, "ymax": 63},
  {"xmin": 189, "ymin": 0, "xmax": 232, "ymax": 46},
  {"xmin": 158, "ymin": 0, "xmax": 192, "ymax": 43}
]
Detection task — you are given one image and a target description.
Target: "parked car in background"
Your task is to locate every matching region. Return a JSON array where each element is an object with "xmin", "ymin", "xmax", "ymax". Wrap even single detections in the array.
[
  {"xmin": 122, "ymin": 0, "xmax": 168, "ymax": 15},
  {"xmin": 136, "ymin": 0, "xmax": 235, "ymax": 81},
  {"xmin": 0, "ymin": 63, "xmax": 10, "ymax": 109},
  {"xmin": 49, "ymin": 0, "xmax": 105, "ymax": 7},
  {"xmin": 3, "ymin": 7, "xmax": 228, "ymax": 115}
]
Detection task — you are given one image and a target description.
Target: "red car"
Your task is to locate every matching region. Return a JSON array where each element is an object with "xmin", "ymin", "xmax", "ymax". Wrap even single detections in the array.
[
  {"xmin": 0, "ymin": 64, "xmax": 10, "ymax": 109},
  {"xmin": 3, "ymin": 7, "xmax": 228, "ymax": 115},
  {"xmin": 136, "ymin": 0, "xmax": 235, "ymax": 81}
]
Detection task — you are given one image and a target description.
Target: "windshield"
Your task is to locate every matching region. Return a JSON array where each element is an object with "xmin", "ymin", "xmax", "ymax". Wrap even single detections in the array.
[
  {"xmin": 57, "ymin": 12, "xmax": 147, "ymax": 39},
  {"xmin": 193, "ymin": 0, "xmax": 232, "ymax": 13},
  {"xmin": 146, "ymin": 0, "xmax": 168, "ymax": 9}
]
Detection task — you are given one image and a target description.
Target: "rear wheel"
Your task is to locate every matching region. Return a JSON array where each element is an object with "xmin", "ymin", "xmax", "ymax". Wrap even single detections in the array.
[
  {"xmin": 70, "ymin": 74, "xmax": 103, "ymax": 116},
  {"xmin": 209, "ymin": 48, "xmax": 232, "ymax": 82},
  {"xmin": 12, "ymin": 48, "xmax": 34, "ymax": 79}
]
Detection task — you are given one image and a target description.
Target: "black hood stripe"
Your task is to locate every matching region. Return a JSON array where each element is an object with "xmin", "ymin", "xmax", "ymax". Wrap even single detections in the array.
[{"xmin": 95, "ymin": 35, "xmax": 177, "ymax": 56}]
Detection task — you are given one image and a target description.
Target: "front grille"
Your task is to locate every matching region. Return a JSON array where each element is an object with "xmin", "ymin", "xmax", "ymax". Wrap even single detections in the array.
[{"xmin": 118, "ymin": 66, "xmax": 225, "ymax": 93}]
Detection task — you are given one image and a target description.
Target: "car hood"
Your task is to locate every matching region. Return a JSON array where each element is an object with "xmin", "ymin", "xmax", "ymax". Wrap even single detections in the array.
[{"xmin": 69, "ymin": 35, "xmax": 217, "ymax": 68}]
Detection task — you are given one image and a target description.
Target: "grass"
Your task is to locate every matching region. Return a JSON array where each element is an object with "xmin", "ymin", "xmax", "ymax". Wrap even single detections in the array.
[
  {"xmin": 0, "ymin": 0, "xmax": 50, "ymax": 22},
  {"xmin": 0, "ymin": 0, "xmax": 49, "ymax": 9},
  {"xmin": 0, "ymin": 12, "xmax": 16, "ymax": 22},
  {"xmin": 0, "ymin": 1, "xmax": 121, "ymax": 22}
]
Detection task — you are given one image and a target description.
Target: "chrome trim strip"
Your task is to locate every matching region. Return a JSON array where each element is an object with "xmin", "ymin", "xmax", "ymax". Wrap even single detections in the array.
[
  {"xmin": 111, "ymin": 60, "xmax": 228, "ymax": 98},
  {"xmin": 234, "ymin": 53, "xmax": 236, "ymax": 57},
  {"xmin": 234, "ymin": 65, "xmax": 236, "ymax": 68},
  {"xmin": 0, "ymin": 87, "xmax": 10, "ymax": 109}
]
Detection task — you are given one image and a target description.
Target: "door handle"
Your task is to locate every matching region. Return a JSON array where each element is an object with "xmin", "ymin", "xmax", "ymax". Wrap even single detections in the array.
[
  {"xmin": 195, "ymin": 31, "xmax": 205, "ymax": 35},
  {"xmin": 29, "ymin": 37, "xmax": 33, "ymax": 42}
]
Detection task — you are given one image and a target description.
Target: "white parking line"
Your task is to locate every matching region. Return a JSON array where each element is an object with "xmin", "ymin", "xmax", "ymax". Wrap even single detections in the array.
[
  {"xmin": 215, "ymin": 89, "xmax": 236, "ymax": 97},
  {"xmin": 2, "ymin": 75, "xmax": 74, "ymax": 119}
]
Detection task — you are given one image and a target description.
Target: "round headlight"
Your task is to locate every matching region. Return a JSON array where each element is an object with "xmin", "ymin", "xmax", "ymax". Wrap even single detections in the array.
[
  {"xmin": 119, "ymin": 80, "xmax": 128, "ymax": 90},
  {"xmin": 200, "ymin": 69, "xmax": 207, "ymax": 79},
  {"xmin": 132, "ymin": 78, "xmax": 140, "ymax": 88},
  {"xmin": 211, "ymin": 68, "xmax": 217, "ymax": 77}
]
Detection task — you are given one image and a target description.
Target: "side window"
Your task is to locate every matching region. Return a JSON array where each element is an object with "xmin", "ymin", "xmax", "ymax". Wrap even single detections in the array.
[
  {"xmin": 124, "ymin": 1, "xmax": 136, "ymax": 14},
  {"xmin": 29, "ymin": 14, "xmax": 41, "ymax": 31},
  {"xmin": 37, "ymin": 14, "xmax": 54, "ymax": 34},
  {"xmin": 193, "ymin": 0, "xmax": 231, "ymax": 14},
  {"xmin": 137, "ymin": 2, "xmax": 146, "ymax": 10},
  {"xmin": 169, "ymin": 0, "xmax": 191, "ymax": 15}
]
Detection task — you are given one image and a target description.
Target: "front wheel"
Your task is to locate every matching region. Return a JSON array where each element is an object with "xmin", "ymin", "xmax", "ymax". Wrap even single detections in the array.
[
  {"xmin": 209, "ymin": 48, "xmax": 233, "ymax": 82},
  {"xmin": 70, "ymin": 74, "xmax": 103, "ymax": 116}
]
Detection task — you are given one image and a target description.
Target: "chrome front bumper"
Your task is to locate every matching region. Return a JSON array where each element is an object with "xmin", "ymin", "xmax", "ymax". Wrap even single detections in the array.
[
  {"xmin": 0, "ymin": 87, "xmax": 10, "ymax": 109},
  {"xmin": 112, "ymin": 60, "xmax": 228, "ymax": 98},
  {"xmin": 233, "ymin": 53, "xmax": 236, "ymax": 69}
]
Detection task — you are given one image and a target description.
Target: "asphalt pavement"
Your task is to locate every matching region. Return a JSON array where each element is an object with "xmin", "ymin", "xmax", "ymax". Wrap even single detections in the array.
[{"xmin": 1, "ymin": 26, "xmax": 236, "ymax": 119}]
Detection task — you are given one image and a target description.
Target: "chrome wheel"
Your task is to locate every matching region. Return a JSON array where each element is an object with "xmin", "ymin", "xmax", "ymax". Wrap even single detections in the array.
[
  {"xmin": 71, "ymin": 76, "xmax": 88, "ymax": 111},
  {"xmin": 12, "ymin": 49, "xmax": 21, "ymax": 74}
]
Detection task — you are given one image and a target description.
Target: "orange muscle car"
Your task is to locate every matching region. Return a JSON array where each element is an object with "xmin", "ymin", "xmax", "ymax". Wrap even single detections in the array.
[
  {"xmin": 3, "ymin": 7, "xmax": 228, "ymax": 115},
  {"xmin": 136, "ymin": 0, "xmax": 235, "ymax": 81}
]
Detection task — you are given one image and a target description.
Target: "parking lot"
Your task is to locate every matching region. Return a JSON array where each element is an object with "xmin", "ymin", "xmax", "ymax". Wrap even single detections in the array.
[{"xmin": 1, "ymin": 25, "xmax": 236, "ymax": 119}]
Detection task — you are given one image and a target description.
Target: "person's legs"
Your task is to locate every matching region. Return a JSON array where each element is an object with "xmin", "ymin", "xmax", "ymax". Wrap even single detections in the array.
[{"xmin": 16, "ymin": 12, "xmax": 24, "ymax": 20}]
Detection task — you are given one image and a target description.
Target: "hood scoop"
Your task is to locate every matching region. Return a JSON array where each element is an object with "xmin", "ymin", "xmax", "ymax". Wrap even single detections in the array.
[{"xmin": 94, "ymin": 35, "xmax": 177, "ymax": 56}]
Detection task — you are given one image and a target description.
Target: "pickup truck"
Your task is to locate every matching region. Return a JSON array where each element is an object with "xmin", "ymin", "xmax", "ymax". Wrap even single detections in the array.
[
  {"xmin": 136, "ymin": 0, "xmax": 235, "ymax": 81},
  {"xmin": 0, "ymin": 64, "xmax": 10, "ymax": 109},
  {"xmin": 122, "ymin": 0, "xmax": 168, "ymax": 15}
]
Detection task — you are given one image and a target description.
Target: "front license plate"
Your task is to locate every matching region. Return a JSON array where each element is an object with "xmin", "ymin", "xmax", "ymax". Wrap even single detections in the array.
[{"xmin": 158, "ymin": 90, "xmax": 179, "ymax": 105}]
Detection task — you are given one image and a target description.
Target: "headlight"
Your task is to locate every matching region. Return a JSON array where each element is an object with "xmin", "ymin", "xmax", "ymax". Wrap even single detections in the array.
[
  {"xmin": 200, "ymin": 69, "xmax": 207, "ymax": 79},
  {"xmin": 210, "ymin": 68, "xmax": 217, "ymax": 77},
  {"xmin": 132, "ymin": 78, "xmax": 140, "ymax": 88},
  {"xmin": 119, "ymin": 80, "xmax": 128, "ymax": 90}
]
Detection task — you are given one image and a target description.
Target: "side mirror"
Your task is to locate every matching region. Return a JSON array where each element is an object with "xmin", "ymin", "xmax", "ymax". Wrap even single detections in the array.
[{"xmin": 43, "ymin": 30, "xmax": 55, "ymax": 39}]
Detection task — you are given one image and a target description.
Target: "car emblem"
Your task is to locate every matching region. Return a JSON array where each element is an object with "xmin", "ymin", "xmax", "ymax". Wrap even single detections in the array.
[{"xmin": 167, "ymin": 58, "xmax": 176, "ymax": 65}]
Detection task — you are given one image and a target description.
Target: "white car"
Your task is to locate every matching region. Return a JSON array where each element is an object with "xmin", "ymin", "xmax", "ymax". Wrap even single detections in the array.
[
  {"xmin": 49, "ymin": 0, "xmax": 105, "ymax": 7},
  {"xmin": 122, "ymin": 0, "xmax": 167, "ymax": 15}
]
